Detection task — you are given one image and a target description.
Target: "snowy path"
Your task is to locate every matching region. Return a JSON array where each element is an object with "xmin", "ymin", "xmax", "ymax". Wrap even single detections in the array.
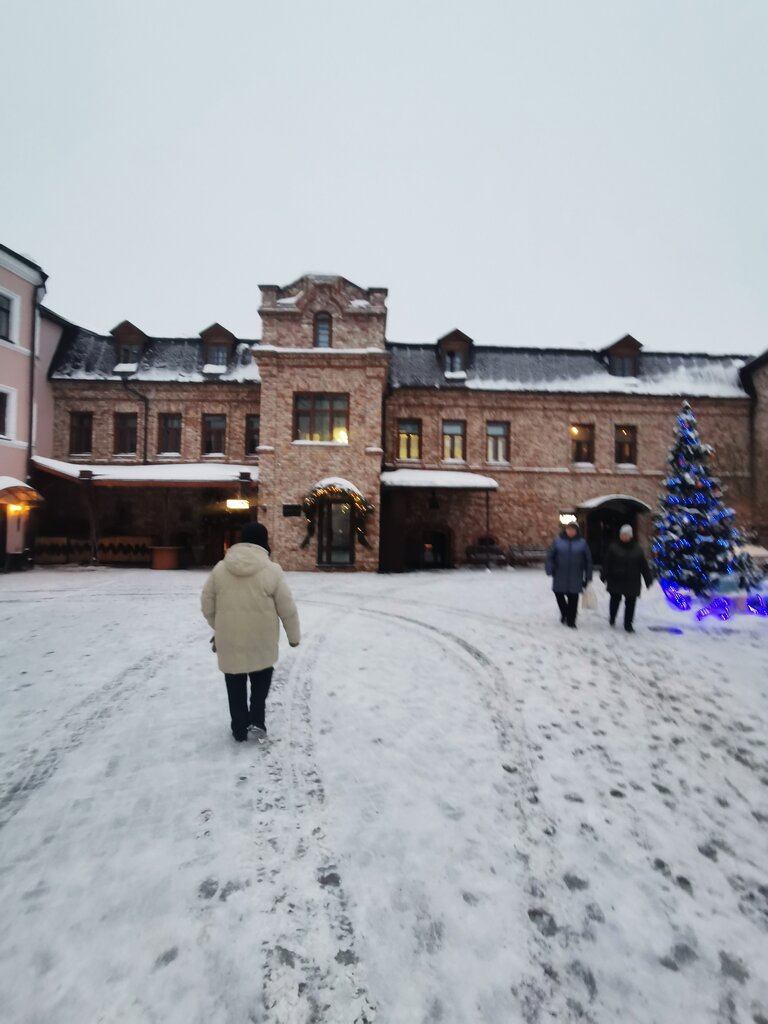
[{"xmin": 1, "ymin": 567, "xmax": 767, "ymax": 1024}]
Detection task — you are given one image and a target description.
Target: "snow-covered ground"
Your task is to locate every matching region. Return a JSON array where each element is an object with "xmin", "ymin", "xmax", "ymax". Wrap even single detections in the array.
[{"xmin": 1, "ymin": 566, "xmax": 767, "ymax": 1024}]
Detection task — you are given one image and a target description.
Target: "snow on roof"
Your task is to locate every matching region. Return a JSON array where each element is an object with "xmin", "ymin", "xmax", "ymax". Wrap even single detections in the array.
[
  {"xmin": 312, "ymin": 476, "xmax": 365, "ymax": 496},
  {"xmin": 0, "ymin": 476, "xmax": 45, "ymax": 503},
  {"xmin": 50, "ymin": 331, "xmax": 262, "ymax": 384},
  {"xmin": 577, "ymin": 493, "xmax": 652, "ymax": 510},
  {"xmin": 276, "ymin": 291, "xmax": 303, "ymax": 307},
  {"xmin": 388, "ymin": 346, "xmax": 749, "ymax": 398},
  {"xmin": 33, "ymin": 456, "xmax": 258, "ymax": 485},
  {"xmin": 381, "ymin": 469, "xmax": 498, "ymax": 490}
]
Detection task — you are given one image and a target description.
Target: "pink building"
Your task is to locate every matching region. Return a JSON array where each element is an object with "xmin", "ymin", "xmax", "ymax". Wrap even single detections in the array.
[{"xmin": 0, "ymin": 243, "xmax": 55, "ymax": 567}]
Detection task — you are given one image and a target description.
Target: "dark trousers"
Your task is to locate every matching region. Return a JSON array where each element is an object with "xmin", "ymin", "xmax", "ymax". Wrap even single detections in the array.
[
  {"xmin": 555, "ymin": 592, "xmax": 579, "ymax": 626},
  {"xmin": 224, "ymin": 667, "xmax": 274, "ymax": 740},
  {"xmin": 609, "ymin": 593, "xmax": 637, "ymax": 629}
]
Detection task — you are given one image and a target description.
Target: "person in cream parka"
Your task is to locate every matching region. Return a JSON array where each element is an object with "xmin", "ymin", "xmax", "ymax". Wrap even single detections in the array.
[{"xmin": 201, "ymin": 522, "xmax": 300, "ymax": 742}]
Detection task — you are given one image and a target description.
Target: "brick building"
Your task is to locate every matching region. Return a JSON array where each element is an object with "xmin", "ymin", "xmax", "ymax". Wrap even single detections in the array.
[{"xmin": 28, "ymin": 272, "xmax": 768, "ymax": 571}]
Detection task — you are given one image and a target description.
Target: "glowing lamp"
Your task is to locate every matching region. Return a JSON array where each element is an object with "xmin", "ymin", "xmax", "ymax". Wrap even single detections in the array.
[
  {"xmin": 226, "ymin": 499, "xmax": 250, "ymax": 510},
  {"xmin": 8, "ymin": 504, "xmax": 24, "ymax": 515}
]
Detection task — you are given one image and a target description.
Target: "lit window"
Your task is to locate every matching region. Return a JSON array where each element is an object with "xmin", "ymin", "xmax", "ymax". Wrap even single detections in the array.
[
  {"xmin": 314, "ymin": 312, "xmax": 332, "ymax": 348},
  {"xmin": 294, "ymin": 394, "xmax": 349, "ymax": 442},
  {"xmin": 570, "ymin": 423, "xmax": 594, "ymax": 463},
  {"xmin": 443, "ymin": 420, "xmax": 465, "ymax": 460},
  {"xmin": 486, "ymin": 422, "xmax": 509, "ymax": 462},
  {"xmin": 398, "ymin": 419, "xmax": 421, "ymax": 459},
  {"xmin": 615, "ymin": 424, "xmax": 637, "ymax": 464}
]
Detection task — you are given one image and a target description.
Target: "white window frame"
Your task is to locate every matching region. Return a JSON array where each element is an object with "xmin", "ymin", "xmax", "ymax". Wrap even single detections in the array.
[
  {"xmin": 0, "ymin": 286, "xmax": 22, "ymax": 348},
  {"xmin": 0, "ymin": 385, "xmax": 17, "ymax": 439}
]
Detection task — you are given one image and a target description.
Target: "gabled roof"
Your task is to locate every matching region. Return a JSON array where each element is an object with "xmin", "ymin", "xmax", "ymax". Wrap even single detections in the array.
[{"xmin": 739, "ymin": 348, "xmax": 768, "ymax": 396}]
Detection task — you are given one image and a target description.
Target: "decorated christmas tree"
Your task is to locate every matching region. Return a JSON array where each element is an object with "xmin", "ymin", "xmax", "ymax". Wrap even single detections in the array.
[{"xmin": 652, "ymin": 400, "xmax": 759, "ymax": 596}]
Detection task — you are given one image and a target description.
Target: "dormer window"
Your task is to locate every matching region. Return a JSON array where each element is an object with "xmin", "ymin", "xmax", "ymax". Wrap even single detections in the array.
[
  {"xmin": 609, "ymin": 354, "xmax": 638, "ymax": 377},
  {"xmin": 445, "ymin": 350, "xmax": 464, "ymax": 372},
  {"xmin": 206, "ymin": 344, "xmax": 228, "ymax": 366},
  {"xmin": 119, "ymin": 344, "xmax": 141, "ymax": 364},
  {"xmin": 314, "ymin": 312, "xmax": 332, "ymax": 348}
]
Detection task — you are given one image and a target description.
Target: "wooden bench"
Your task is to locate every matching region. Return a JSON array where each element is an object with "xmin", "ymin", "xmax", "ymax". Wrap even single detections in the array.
[
  {"xmin": 506, "ymin": 545, "xmax": 548, "ymax": 566},
  {"xmin": 465, "ymin": 540, "xmax": 507, "ymax": 566}
]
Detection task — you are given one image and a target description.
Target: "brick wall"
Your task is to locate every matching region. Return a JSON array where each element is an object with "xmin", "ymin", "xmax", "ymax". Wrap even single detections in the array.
[
  {"xmin": 384, "ymin": 390, "xmax": 753, "ymax": 548},
  {"xmin": 51, "ymin": 380, "xmax": 261, "ymax": 464},
  {"xmin": 259, "ymin": 277, "xmax": 387, "ymax": 351},
  {"xmin": 256, "ymin": 349, "xmax": 389, "ymax": 570}
]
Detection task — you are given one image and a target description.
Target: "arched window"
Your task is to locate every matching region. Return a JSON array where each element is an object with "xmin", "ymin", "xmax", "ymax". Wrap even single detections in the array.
[{"xmin": 314, "ymin": 312, "xmax": 332, "ymax": 348}]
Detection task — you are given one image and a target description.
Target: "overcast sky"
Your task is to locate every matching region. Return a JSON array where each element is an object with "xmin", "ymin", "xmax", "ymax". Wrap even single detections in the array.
[{"xmin": 3, "ymin": 1, "xmax": 767, "ymax": 354}]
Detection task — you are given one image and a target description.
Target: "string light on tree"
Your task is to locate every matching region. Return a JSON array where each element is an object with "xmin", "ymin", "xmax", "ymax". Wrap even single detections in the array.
[{"xmin": 652, "ymin": 400, "xmax": 761, "ymax": 603}]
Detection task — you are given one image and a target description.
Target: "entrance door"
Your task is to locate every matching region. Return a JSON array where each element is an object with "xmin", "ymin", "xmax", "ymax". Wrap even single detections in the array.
[{"xmin": 317, "ymin": 499, "xmax": 354, "ymax": 566}]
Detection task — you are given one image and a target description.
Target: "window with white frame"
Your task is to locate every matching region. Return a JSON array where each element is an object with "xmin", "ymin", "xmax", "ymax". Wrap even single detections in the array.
[
  {"xmin": 0, "ymin": 294, "xmax": 11, "ymax": 342},
  {"xmin": 442, "ymin": 420, "xmax": 465, "ymax": 460},
  {"xmin": 0, "ymin": 390, "xmax": 9, "ymax": 436},
  {"xmin": 486, "ymin": 421, "xmax": 509, "ymax": 462},
  {"xmin": 0, "ymin": 289, "xmax": 20, "ymax": 345}
]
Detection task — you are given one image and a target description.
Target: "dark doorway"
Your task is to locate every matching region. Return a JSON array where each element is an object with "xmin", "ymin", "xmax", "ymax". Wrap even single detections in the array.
[
  {"xmin": 317, "ymin": 498, "xmax": 354, "ymax": 566},
  {"xmin": 421, "ymin": 528, "xmax": 449, "ymax": 568},
  {"xmin": 584, "ymin": 502, "xmax": 644, "ymax": 565}
]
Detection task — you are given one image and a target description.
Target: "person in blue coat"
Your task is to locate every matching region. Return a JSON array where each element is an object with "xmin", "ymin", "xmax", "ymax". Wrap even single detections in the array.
[{"xmin": 545, "ymin": 521, "xmax": 593, "ymax": 628}]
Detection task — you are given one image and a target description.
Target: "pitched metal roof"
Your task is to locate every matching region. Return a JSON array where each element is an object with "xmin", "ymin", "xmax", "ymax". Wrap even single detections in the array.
[
  {"xmin": 387, "ymin": 344, "xmax": 750, "ymax": 398},
  {"xmin": 49, "ymin": 330, "xmax": 260, "ymax": 383}
]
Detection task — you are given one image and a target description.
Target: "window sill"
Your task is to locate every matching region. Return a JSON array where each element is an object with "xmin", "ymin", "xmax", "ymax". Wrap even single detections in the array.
[
  {"xmin": 157, "ymin": 453, "xmax": 181, "ymax": 459},
  {"xmin": 572, "ymin": 462, "xmax": 596, "ymax": 472},
  {"xmin": 441, "ymin": 459, "xmax": 467, "ymax": 465},
  {"xmin": 202, "ymin": 453, "xmax": 225, "ymax": 459},
  {"xmin": 616, "ymin": 463, "xmax": 639, "ymax": 472},
  {"xmin": 292, "ymin": 440, "xmax": 349, "ymax": 447}
]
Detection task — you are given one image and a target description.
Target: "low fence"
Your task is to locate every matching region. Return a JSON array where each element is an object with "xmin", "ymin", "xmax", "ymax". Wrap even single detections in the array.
[{"xmin": 34, "ymin": 536, "xmax": 153, "ymax": 566}]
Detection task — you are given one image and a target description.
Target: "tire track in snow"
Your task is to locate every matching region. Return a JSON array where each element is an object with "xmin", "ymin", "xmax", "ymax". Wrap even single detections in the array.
[
  {"xmin": 303, "ymin": 597, "xmax": 601, "ymax": 1023},
  {"xmin": 0, "ymin": 640, "xmax": 183, "ymax": 832},
  {"xmin": 246, "ymin": 621, "xmax": 377, "ymax": 1024}
]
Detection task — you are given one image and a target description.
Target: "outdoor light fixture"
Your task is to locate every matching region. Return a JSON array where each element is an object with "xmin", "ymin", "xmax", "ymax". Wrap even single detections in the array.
[
  {"xmin": 7, "ymin": 504, "xmax": 24, "ymax": 515},
  {"xmin": 226, "ymin": 499, "xmax": 250, "ymax": 510}
]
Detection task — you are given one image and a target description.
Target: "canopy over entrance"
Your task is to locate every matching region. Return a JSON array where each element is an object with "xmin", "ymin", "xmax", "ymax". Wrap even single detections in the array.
[
  {"xmin": 0, "ymin": 476, "xmax": 44, "ymax": 506},
  {"xmin": 577, "ymin": 493, "xmax": 651, "ymax": 513},
  {"xmin": 381, "ymin": 469, "xmax": 498, "ymax": 490},
  {"xmin": 33, "ymin": 456, "xmax": 257, "ymax": 487}
]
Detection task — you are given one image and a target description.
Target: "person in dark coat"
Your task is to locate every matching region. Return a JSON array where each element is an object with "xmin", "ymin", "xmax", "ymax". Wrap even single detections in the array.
[
  {"xmin": 600, "ymin": 524, "xmax": 654, "ymax": 633},
  {"xmin": 545, "ymin": 521, "xmax": 593, "ymax": 628}
]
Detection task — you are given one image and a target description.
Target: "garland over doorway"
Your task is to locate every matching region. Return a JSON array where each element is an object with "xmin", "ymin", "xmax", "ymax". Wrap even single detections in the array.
[{"xmin": 300, "ymin": 477, "xmax": 375, "ymax": 549}]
